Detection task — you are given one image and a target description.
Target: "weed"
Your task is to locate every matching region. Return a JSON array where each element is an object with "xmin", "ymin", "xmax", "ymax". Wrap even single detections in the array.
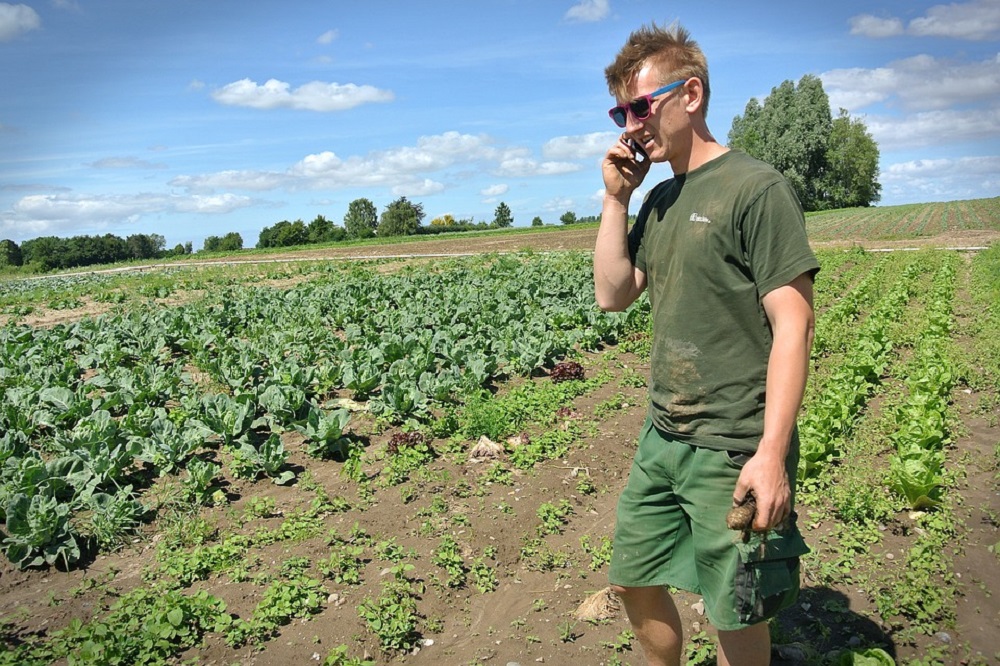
[
  {"xmin": 536, "ymin": 499, "xmax": 574, "ymax": 535},
  {"xmin": 619, "ymin": 367, "xmax": 647, "ymax": 389},
  {"xmin": 243, "ymin": 496, "xmax": 277, "ymax": 520},
  {"xmin": 600, "ymin": 629, "xmax": 635, "ymax": 653},
  {"xmin": 557, "ymin": 620, "xmax": 580, "ymax": 643},
  {"xmin": 579, "ymin": 534, "xmax": 614, "ymax": 571},
  {"xmin": 319, "ymin": 543, "xmax": 366, "ymax": 586},
  {"xmin": 323, "ymin": 644, "xmax": 376, "ymax": 666},
  {"xmin": 471, "ymin": 551, "xmax": 499, "ymax": 593},
  {"xmin": 520, "ymin": 538, "xmax": 574, "ymax": 571},
  {"xmin": 358, "ymin": 579, "xmax": 422, "ymax": 653},
  {"xmin": 482, "ymin": 462, "xmax": 514, "ymax": 485},
  {"xmin": 684, "ymin": 630, "xmax": 717, "ymax": 665},
  {"xmin": 594, "ymin": 392, "xmax": 629, "ymax": 419},
  {"xmin": 575, "ymin": 476, "xmax": 597, "ymax": 495},
  {"xmin": 227, "ymin": 565, "xmax": 326, "ymax": 646},
  {"xmin": 432, "ymin": 535, "xmax": 467, "ymax": 588},
  {"xmin": 375, "ymin": 538, "xmax": 407, "ymax": 563}
]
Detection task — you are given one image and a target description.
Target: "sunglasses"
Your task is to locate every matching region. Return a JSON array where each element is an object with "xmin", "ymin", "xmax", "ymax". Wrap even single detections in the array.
[{"xmin": 608, "ymin": 80, "xmax": 686, "ymax": 128}]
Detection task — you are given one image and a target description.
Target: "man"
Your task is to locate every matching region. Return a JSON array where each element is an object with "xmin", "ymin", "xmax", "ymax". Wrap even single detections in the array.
[{"xmin": 594, "ymin": 22, "xmax": 820, "ymax": 666}]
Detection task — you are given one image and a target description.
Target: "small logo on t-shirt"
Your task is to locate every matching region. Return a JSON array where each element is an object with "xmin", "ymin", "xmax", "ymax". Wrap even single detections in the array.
[{"xmin": 689, "ymin": 212, "xmax": 711, "ymax": 224}]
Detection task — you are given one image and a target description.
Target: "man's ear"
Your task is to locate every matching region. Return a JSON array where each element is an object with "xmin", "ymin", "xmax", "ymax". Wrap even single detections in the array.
[{"xmin": 683, "ymin": 77, "xmax": 705, "ymax": 115}]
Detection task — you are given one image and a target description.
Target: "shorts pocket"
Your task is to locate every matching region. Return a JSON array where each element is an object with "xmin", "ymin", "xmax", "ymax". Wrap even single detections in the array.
[
  {"xmin": 733, "ymin": 526, "xmax": 809, "ymax": 625},
  {"xmin": 724, "ymin": 450, "xmax": 752, "ymax": 470}
]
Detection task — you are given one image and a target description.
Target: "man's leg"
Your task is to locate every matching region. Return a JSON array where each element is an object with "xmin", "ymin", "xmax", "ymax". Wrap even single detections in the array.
[
  {"xmin": 717, "ymin": 621, "xmax": 770, "ymax": 666},
  {"xmin": 611, "ymin": 585, "xmax": 683, "ymax": 666}
]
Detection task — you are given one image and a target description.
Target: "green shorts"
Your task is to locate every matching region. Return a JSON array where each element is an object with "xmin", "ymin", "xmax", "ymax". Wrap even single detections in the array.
[{"xmin": 609, "ymin": 418, "xmax": 809, "ymax": 631}]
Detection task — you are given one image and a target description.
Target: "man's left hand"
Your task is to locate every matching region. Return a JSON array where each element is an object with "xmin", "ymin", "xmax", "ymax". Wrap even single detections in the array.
[{"xmin": 733, "ymin": 451, "xmax": 791, "ymax": 531}]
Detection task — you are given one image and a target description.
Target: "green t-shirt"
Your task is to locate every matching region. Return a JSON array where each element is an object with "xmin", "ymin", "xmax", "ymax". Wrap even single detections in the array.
[{"xmin": 628, "ymin": 149, "xmax": 820, "ymax": 452}]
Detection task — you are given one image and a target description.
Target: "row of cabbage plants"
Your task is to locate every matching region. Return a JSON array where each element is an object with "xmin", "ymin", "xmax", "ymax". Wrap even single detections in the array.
[{"xmin": 0, "ymin": 253, "xmax": 644, "ymax": 569}]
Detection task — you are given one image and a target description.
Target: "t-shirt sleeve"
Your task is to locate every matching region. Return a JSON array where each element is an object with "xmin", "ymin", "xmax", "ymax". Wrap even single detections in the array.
[
  {"xmin": 742, "ymin": 180, "xmax": 820, "ymax": 298},
  {"xmin": 627, "ymin": 212, "xmax": 647, "ymax": 273},
  {"xmin": 627, "ymin": 188, "xmax": 659, "ymax": 273}
]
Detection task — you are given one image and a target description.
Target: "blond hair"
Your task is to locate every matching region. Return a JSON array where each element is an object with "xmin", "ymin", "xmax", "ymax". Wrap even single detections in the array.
[{"xmin": 604, "ymin": 22, "xmax": 711, "ymax": 117}]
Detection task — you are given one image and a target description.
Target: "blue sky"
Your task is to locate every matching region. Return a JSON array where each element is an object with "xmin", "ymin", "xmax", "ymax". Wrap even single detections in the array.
[{"xmin": 1, "ymin": 0, "xmax": 998, "ymax": 249}]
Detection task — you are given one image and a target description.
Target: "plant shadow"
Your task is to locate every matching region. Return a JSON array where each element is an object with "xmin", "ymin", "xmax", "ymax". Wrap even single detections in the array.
[{"xmin": 771, "ymin": 586, "xmax": 897, "ymax": 664}]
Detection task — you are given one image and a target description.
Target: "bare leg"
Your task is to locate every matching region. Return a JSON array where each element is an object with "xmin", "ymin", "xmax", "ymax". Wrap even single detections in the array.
[
  {"xmin": 717, "ymin": 621, "xmax": 770, "ymax": 666},
  {"xmin": 611, "ymin": 585, "xmax": 683, "ymax": 666}
]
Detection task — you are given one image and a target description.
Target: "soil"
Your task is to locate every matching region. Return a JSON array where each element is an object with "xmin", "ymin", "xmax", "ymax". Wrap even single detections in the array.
[{"xmin": 1, "ymin": 225, "xmax": 998, "ymax": 666}]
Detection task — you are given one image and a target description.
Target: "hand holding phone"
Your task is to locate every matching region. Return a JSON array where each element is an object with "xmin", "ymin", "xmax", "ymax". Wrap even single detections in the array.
[{"xmin": 604, "ymin": 134, "xmax": 651, "ymax": 199}]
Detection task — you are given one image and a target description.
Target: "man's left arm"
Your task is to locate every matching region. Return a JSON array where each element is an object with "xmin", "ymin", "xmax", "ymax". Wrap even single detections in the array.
[{"xmin": 735, "ymin": 271, "xmax": 815, "ymax": 530}]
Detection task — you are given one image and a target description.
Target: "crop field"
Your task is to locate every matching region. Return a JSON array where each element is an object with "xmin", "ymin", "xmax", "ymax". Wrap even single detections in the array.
[
  {"xmin": 0, "ymin": 209, "xmax": 998, "ymax": 665},
  {"xmin": 805, "ymin": 196, "xmax": 1000, "ymax": 243}
]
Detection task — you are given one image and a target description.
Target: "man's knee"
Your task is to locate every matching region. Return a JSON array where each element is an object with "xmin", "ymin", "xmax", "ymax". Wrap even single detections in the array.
[
  {"xmin": 609, "ymin": 584, "xmax": 632, "ymax": 598},
  {"xmin": 610, "ymin": 584, "xmax": 659, "ymax": 602}
]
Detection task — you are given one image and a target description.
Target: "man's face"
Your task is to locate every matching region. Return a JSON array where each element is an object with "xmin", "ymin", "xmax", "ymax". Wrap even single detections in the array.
[{"xmin": 620, "ymin": 65, "xmax": 688, "ymax": 164}]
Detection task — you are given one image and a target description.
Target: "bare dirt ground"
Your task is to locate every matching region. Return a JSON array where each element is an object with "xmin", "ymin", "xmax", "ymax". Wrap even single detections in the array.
[
  {"xmin": 1, "ymin": 226, "xmax": 998, "ymax": 665},
  {"xmin": 124, "ymin": 226, "xmax": 1000, "ymax": 267}
]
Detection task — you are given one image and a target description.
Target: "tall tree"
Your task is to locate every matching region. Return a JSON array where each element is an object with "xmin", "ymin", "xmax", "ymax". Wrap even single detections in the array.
[
  {"xmin": 377, "ymin": 197, "xmax": 424, "ymax": 237},
  {"xmin": 258, "ymin": 220, "xmax": 307, "ymax": 248},
  {"xmin": 819, "ymin": 109, "xmax": 882, "ymax": 209},
  {"xmin": 203, "ymin": 232, "xmax": 243, "ymax": 252},
  {"xmin": 344, "ymin": 198, "xmax": 378, "ymax": 239},
  {"xmin": 125, "ymin": 233, "xmax": 165, "ymax": 259},
  {"xmin": 0, "ymin": 239, "xmax": 22, "ymax": 267},
  {"xmin": 307, "ymin": 215, "xmax": 334, "ymax": 243},
  {"xmin": 491, "ymin": 202, "xmax": 513, "ymax": 228},
  {"xmin": 431, "ymin": 214, "xmax": 456, "ymax": 226},
  {"xmin": 728, "ymin": 75, "xmax": 832, "ymax": 211}
]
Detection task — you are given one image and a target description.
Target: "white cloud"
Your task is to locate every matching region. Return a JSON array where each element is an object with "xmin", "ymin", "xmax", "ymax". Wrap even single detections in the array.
[
  {"xmin": 164, "ymin": 132, "xmax": 495, "ymax": 198},
  {"xmin": 174, "ymin": 193, "xmax": 255, "ymax": 214},
  {"xmin": 0, "ymin": 3, "xmax": 40, "ymax": 41},
  {"xmin": 0, "ymin": 192, "xmax": 256, "ymax": 240},
  {"xmin": 849, "ymin": 0, "xmax": 1000, "ymax": 41},
  {"xmin": 822, "ymin": 53, "xmax": 1000, "ymax": 112},
  {"xmin": 170, "ymin": 169, "xmax": 290, "ymax": 193},
  {"xmin": 849, "ymin": 15, "xmax": 904, "ymax": 38},
  {"xmin": 392, "ymin": 179, "xmax": 445, "ymax": 197},
  {"xmin": 887, "ymin": 155, "xmax": 1000, "ymax": 177},
  {"xmin": 495, "ymin": 157, "xmax": 581, "ymax": 177},
  {"xmin": 882, "ymin": 155, "xmax": 1000, "ymax": 202},
  {"xmin": 480, "ymin": 184, "xmax": 509, "ymax": 197},
  {"xmin": 909, "ymin": 0, "xmax": 1000, "ymax": 40},
  {"xmin": 316, "ymin": 29, "xmax": 339, "ymax": 45},
  {"xmin": 211, "ymin": 78, "xmax": 394, "ymax": 112},
  {"xmin": 863, "ymin": 106, "xmax": 1000, "ymax": 150},
  {"xmin": 296, "ymin": 132, "xmax": 501, "ymax": 188},
  {"xmin": 543, "ymin": 131, "xmax": 619, "ymax": 160},
  {"xmin": 90, "ymin": 156, "xmax": 166, "ymax": 170},
  {"xmin": 168, "ymin": 131, "xmax": 580, "ymax": 206},
  {"xmin": 565, "ymin": 0, "xmax": 610, "ymax": 23},
  {"xmin": 543, "ymin": 196, "xmax": 575, "ymax": 213}
]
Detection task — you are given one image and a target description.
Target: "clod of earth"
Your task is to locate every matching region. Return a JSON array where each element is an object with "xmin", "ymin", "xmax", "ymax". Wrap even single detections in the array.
[
  {"xmin": 574, "ymin": 587, "xmax": 620, "ymax": 622},
  {"xmin": 726, "ymin": 490, "xmax": 757, "ymax": 530},
  {"xmin": 467, "ymin": 435, "xmax": 504, "ymax": 462}
]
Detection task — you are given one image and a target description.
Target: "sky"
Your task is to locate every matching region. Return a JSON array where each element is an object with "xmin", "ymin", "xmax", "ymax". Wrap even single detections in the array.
[{"xmin": 0, "ymin": 0, "xmax": 998, "ymax": 250}]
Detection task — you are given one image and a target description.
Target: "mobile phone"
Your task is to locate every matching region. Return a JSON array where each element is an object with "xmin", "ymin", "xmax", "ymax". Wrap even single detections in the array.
[{"xmin": 627, "ymin": 139, "xmax": 647, "ymax": 163}]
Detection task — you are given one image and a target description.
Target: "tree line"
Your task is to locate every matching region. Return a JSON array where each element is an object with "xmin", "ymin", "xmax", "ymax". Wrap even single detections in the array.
[
  {"xmin": 0, "ymin": 234, "xmax": 191, "ymax": 272},
  {"xmin": 1, "ymin": 76, "xmax": 879, "ymax": 273},
  {"xmin": 256, "ymin": 198, "xmax": 527, "ymax": 250}
]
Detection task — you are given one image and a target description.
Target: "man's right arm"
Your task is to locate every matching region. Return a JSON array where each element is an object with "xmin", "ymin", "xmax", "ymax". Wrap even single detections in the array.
[
  {"xmin": 594, "ymin": 195, "xmax": 646, "ymax": 311},
  {"xmin": 594, "ymin": 138, "xmax": 648, "ymax": 312}
]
